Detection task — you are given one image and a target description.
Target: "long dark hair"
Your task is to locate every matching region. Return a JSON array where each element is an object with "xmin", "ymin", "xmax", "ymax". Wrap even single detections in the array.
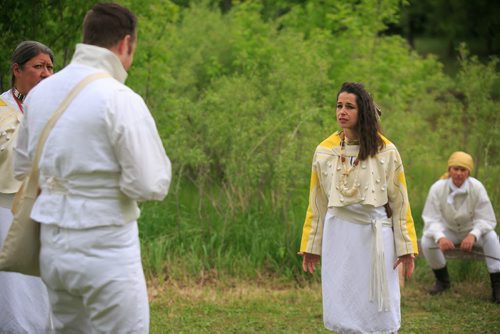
[
  {"xmin": 11, "ymin": 41, "xmax": 54, "ymax": 86},
  {"xmin": 337, "ymin": 82, "xmax": 384, "ymax": 160}
]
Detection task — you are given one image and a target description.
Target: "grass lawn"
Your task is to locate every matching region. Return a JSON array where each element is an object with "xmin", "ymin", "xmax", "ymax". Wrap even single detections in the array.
[{"xmin": 148, "ymin": 263, "xmax": 499, "ymax": 333}]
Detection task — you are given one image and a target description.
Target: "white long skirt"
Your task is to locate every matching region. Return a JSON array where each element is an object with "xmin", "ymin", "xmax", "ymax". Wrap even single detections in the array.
[
  {"xmin": 322, "ymin": 204, "xmax": 400, "ymax": 334},
  {"xmin": 0, "ymin": 198, "xmax": 52, "ymax": 333}
]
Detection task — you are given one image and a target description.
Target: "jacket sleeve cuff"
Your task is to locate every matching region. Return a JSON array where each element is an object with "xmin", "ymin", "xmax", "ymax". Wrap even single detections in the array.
[
  {"xmin": 433, "ymin": 232, "xmax": 446, "ymax": 244},
  {"xmin": 469, "ymin": 229, "xmax": 481, "ymax": 240}
]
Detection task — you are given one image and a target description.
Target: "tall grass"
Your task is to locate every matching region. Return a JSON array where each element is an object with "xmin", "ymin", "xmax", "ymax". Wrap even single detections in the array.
[
  {"xmin": 139, "ymin": 161, "xmax": 499, "ymax": 283},
  {"xmin": 139, "ymin": 182, "xmax": 308, "ymax": 282}
]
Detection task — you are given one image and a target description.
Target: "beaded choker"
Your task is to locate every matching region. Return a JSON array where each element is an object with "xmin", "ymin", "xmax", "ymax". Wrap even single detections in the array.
[
  {"xmin": 13, "ymin": 87, "xmax": 25, "ymax": 102},
  {"xmin": 338, "ymin": 131, "xmax": 360, "ymax": 197}
]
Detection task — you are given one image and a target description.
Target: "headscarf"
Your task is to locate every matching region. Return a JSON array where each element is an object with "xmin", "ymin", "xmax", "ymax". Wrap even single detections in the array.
[
  {"xmin": 440, "ymin": 151, "xmax": 474, "ymax": 179},
  {"xmin": 442, "ymin": 151, "xmax": 473, "ymax": 204}
]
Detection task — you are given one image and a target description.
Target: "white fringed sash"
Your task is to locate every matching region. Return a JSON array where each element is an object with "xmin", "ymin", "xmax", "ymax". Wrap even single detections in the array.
[{"xmin": 331, "ymin": 206, "xmax": 392, "ymax": 312}]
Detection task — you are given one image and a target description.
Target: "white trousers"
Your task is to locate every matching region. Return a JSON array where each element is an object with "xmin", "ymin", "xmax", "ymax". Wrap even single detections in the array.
[
  {"xmin": 40, "ymin": 222, "xmax": 149, "ymax": 334},
  {"xmin": 0, "ymin": 203, "xmax": 52, "ymax": 334},
  {"xmin": 421, "ymin": 229, "xmax": 500, "ymax": 272}
]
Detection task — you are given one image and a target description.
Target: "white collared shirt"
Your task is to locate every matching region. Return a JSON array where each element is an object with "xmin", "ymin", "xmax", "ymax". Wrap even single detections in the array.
[
  {"xmin": 13, "ymin": 44, "xmax": 172, "ymax": 228},
  {"xmin": 422, "ymin": 177, "xmax": 496, "ymax": 242}
]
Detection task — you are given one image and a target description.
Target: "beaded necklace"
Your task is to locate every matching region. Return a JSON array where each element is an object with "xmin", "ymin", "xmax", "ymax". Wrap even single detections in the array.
[
  {"xmin": 12, "ymin": 87, "xmax": 25, "ymax": 102},
  {"xmin": 338, "ymin": 131, "xmax": 360, "ymax": 197},
  {"xmin": 12, "ymin": 87, "xmax": 24, "ymax": 113}
]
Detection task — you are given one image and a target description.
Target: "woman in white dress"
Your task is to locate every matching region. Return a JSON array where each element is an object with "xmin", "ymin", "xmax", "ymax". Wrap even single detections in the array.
[
  {"xmin": 0, "ymin": 40, "xmax": 54, "ymax": 333},
  {"xmin": 299, "ymin": 82, "xmax": 418, "ymax": 333}
]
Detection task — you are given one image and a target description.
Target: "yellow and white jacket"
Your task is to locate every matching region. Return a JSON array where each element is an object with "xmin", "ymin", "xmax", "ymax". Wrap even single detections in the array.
[
  {"xmin": 299, "ymin": 131, "xmax": 418, "ymax": 257},
  {"xmin": 0, "ymin": 96, "xmax": 23, "ymax": 197}
]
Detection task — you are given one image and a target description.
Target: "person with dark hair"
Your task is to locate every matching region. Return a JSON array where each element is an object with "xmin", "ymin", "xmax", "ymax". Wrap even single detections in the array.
[
  {"xmin": 2, "ymin": 40, "xmax": 54, "ymax": 110},
  {"xmin": 13, "ymin": 3, "xmax": 171, "ymax": 332},
  {"xmin": 0, "ymin": 40, "xmax": 53, "ymax": 333},
  {"xmin": 299, "ymin": 82, "xmax": 417, "ymax": 333},
  {"xmin": 421, "ymin": 151, "xmax": 499, "ymax": 303}
]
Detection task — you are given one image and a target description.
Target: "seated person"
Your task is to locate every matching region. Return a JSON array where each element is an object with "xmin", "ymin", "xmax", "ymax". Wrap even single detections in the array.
[{"xmin": 421, "ymin": 151, "xmax": 499, "ymax": 303}]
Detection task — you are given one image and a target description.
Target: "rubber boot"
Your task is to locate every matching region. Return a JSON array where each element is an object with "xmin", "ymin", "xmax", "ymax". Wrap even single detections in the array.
[
  {"xmin": 429, "ymin": 266, "xmax": 450, "ymax": 295},
  {"xmin": 490, "ymin": 272, "xmax": 500, "ymax": 304}
]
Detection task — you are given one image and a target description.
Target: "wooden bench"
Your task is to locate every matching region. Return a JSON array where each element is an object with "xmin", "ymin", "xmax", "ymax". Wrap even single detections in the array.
[
  {"xmin": 416, "ymin": 239, "xmax": 485, "ymax": 261},
  {"xmin": 398, "ymin": 239, "xmax": 487, "ymax": 287}
]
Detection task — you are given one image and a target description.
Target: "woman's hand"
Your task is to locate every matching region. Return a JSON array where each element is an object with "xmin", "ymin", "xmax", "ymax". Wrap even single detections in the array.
[
  {"xmin": 393, "ymin": 254, "xmax": 415, "ymax": 279},
  {"xmin": 302, "ymin": 253, "xmax": 321, "ymax": 273}
]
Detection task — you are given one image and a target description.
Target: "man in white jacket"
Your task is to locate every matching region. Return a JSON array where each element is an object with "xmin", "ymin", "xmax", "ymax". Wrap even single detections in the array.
[
  {"xmin": 421, "ymin": 151, "xmax": 499, "ymax": 303},
  {"xmin": 13, "ymin": 3, "xmax": 171, "ymax": 332}
]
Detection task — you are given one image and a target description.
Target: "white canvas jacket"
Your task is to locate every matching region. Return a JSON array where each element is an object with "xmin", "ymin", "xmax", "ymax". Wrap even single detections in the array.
[
  {"xmin": 14, "ymin": 44, "xmax": 172, "ymax": 228},
  {"xmin": 422, "ymin": 177, "xmax": 496, "ymax": 243}
]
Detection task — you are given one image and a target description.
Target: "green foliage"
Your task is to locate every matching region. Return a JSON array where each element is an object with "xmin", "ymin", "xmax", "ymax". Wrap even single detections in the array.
[
  {"xmin": 0, "ymin": 0, "xmax": 97, "ymax": 90},
  {"xmin": 123, "ymin": 1, "xmax": 499, "ymax": 281},
  {"xmin": 129, "ymin": 2, "xmax": 332, "ymax": 217},
  {"xmin": 2, "ymin": 0, "xmax": 497, "ymax": 281},
  {"xmin": 400, "ymin": 0, "xmax": 500, "ymax": 56},
  {"xmin": 280, "ymin": 0, "xmax": 403, "ymax": 38}
]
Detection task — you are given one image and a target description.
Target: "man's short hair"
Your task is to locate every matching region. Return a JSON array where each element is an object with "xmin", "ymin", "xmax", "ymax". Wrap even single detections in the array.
[{"xmin": 83, "ymin": 3, "xmax": 137, "ymax": 48}]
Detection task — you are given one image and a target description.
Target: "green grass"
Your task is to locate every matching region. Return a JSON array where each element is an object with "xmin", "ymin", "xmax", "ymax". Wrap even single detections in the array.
[
  {"xmin": 148, "ymin": 259, "xmax": 500, "ymax": 333},
  {"xmin": 149, "ymin": 280, "xmax": 327, "ymax": 333}
]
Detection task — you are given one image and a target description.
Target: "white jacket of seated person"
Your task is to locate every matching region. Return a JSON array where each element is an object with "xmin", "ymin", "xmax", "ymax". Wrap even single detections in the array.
[
  {"xmin": 13, "ymin": 43, "xmax": 172, "ymax": 228},
  {"xmin": 422, "ymin": 177, "xmax": 496, "ymax": 243}
]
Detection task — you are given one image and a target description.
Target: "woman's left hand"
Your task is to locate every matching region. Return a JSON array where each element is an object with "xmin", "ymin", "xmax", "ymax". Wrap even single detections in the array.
[{"xmin": 393, "ymin": 254, "xmax": 415, "ymax": 279}]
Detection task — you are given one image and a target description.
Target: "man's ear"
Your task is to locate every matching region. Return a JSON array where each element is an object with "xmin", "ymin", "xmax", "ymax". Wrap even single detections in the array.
[
  {"xmin": 117, "ymin": 34, "xmax": 133, "ymax": 56},
  {"xmin": 124, "ymin": 35, "xmax": 135, "ymax": 56},
  {"xmin": 116, "ymin": 36, "xmax": 127, "ymax": 56}
]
